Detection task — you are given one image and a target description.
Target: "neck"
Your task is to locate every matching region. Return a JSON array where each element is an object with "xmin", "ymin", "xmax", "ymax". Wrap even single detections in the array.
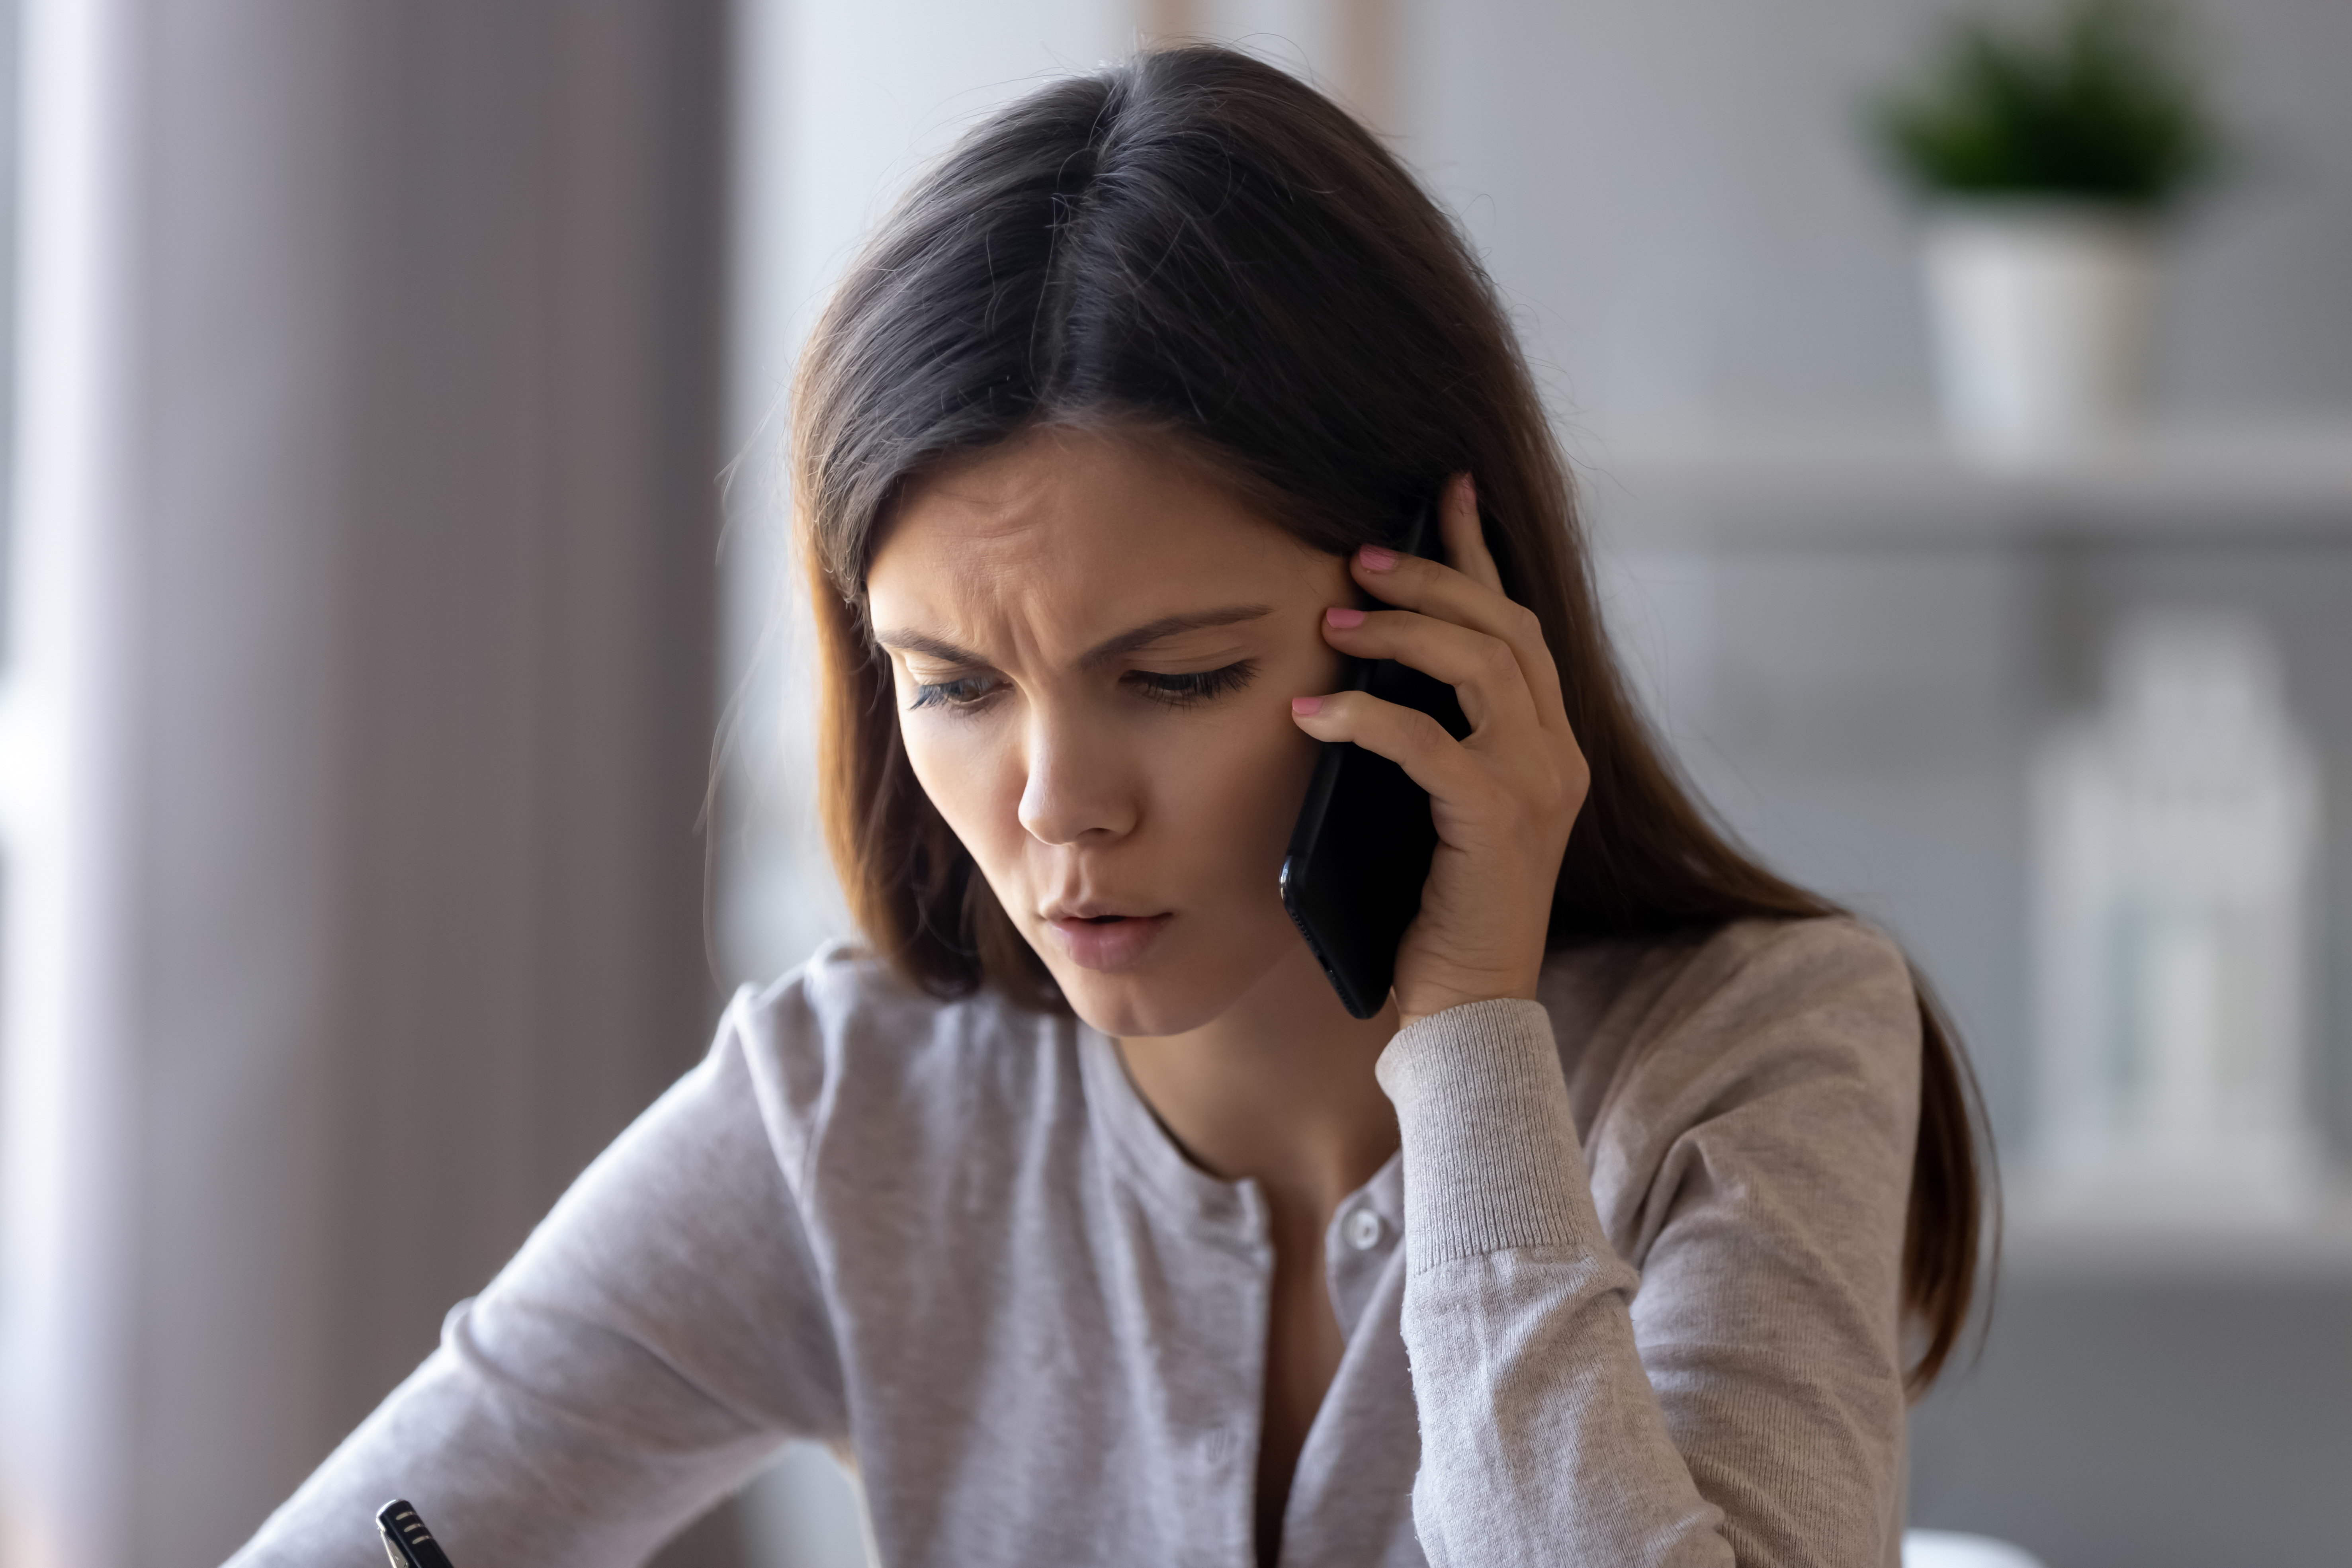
[{"xmin": 1114, "ymin": 944, "xmax": 1400, "ymax": 1211}]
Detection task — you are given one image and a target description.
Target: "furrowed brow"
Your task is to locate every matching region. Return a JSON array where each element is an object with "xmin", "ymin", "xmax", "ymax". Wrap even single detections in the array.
[
  {"xmin": 871, "ymin": 604, "xmax": 1273, "ymax": 671},
  {"xmin": 871, "ymin": 629, "xmax": 988, "ymax": 667},
  {"xmin": 1082, "ymin": 605, "xmax": 1272, "ymax": 667}
]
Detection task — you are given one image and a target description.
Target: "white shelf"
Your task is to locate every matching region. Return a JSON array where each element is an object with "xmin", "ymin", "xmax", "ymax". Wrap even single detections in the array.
[
  {"xmin": 1998, "ymin": 1177, "xmax": 2352, "ymax": 1283},
  {"xmin": 1580, "ymin": 421, "xmax": 2352, "ymax": 547}
]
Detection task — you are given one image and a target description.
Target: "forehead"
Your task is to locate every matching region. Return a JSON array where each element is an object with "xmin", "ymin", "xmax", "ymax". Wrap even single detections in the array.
[{"xmin": 866, "ymin": 428, "xmax": 1327, "ymax": 651}]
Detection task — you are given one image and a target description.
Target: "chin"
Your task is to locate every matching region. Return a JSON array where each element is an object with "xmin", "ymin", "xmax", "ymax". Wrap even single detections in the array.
[
  {"xmin": 1052, "ymin": 970, "xmax": 1232, "ymax": 1040},
  {"xmin": 1041, "ymin": 931, "xmax": 1290, "ymax": 1041}
]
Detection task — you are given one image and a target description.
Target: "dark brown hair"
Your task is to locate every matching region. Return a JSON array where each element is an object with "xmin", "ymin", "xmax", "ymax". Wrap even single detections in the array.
[{"xmin": 791, "ymin": 45, "xmax": 1992, "ymax": 1392}]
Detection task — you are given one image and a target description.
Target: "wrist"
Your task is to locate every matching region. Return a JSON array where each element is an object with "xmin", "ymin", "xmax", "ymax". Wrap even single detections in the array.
[{"xmin": 1374, "ymin": 997, "xmax": 1601, "ymax": 1267}]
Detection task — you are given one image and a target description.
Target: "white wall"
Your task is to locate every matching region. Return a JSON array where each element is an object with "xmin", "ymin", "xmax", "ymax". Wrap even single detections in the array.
[{"xmin": 1398, "ymin": 0, "xmax": 2352, "ymax": 434}]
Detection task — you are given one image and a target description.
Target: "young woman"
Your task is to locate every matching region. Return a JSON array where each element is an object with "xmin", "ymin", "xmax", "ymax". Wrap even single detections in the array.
[{"xmin": 232, "ymin": 45, "xmax": 1987, "ymax": 1568}]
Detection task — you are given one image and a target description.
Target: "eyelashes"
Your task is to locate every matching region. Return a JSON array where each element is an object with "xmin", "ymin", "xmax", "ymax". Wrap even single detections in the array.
[
  {"xmin": 906, "ymin": 674, "xmax": 1000, "ymax": 713},
  {"xmin": 1128, "ymin": 661, "xmax": 1258, "ymax": 708},
  {"xmin": 907, "ymin": 660, "xmax": 1260, "ymax": 716}
]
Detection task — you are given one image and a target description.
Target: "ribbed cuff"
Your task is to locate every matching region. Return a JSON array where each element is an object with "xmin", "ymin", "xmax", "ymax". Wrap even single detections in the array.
[{"xmin": 1374, "ymin": 998, "xmax": 1602, "ymax": 1271}]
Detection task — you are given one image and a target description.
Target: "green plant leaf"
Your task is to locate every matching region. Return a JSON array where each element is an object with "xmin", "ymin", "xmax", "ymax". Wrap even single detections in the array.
[{"xmin": 1867, "ymin": 0, "xmax": 2220, "ymax": 207}]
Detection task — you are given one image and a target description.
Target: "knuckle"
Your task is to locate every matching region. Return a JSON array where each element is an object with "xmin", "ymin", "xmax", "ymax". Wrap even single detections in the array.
[
  {"xmin": 1312, "ymin": 692, "xmax": 1359, "ymax": 725},
  {"xmin": 1521, "ymin": 755, "xmax": 1576, "ymax": 811},
  {"xmin": 1411, "ymin": 708, "xmax": 1455, "ymax": 751}
]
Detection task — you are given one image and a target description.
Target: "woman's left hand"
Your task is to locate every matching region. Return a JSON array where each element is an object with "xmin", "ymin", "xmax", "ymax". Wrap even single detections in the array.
[{"xmin": 1290, "ymin": 473, "xmax": 1590, "ymax": 1027}]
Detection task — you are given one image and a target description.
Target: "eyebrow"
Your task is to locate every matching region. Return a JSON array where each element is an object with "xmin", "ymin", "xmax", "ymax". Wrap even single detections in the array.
[{"xmin": 872, "ymin": 604, "xmax": 1274, "ymax": 670}]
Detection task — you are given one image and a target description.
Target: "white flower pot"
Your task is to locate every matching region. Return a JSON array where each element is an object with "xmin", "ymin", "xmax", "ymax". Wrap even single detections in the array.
[{"xmin": 1921, "ymin": 203, "xmax": 2162, "ymax": 464}]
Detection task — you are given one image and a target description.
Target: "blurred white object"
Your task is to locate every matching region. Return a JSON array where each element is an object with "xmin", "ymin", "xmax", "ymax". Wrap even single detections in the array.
[
  {"xmin": 1923, "ymin": 203, "xmax": 2160, "ymax": 465},
  {"xmin": 2031, "ymin": 610, "xmax": 2324, "ymax": 1217},
  {"xmin": 741, "ymin": 1442, "xmax": 877, "ymax": 1568},
  {"xmin": 1902, "ymin": 1529, "xmax": 2048, "ymax": 1568}
]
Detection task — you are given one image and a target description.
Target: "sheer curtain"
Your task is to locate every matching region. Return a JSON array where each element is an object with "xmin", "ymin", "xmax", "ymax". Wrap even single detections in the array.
[{"xmin": 0, "ymin": 4, "xmax": 734, "ymax": 1564}]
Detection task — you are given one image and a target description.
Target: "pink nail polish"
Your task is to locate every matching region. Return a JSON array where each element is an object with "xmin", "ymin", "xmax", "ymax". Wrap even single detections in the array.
[
  {"xmin": 1291, "ymin": 695, "xmax": 1324, "ymax": 716},
  {"xmin": 1324, "ymin": 605, "xmax": 1366, "ymax": 628},
  {"xmin": 1358, "ymin": 544, "xmax": 1398, "ymax": 571}
]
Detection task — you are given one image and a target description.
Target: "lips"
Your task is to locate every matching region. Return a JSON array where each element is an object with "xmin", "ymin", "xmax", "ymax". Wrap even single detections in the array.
[{"xmin": 1042, "ymin": 909, "xmax": 1173, "ymax": 972}]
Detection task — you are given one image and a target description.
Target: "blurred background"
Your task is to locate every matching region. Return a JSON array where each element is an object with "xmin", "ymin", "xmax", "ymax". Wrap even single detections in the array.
[{"xmin": 0, "ymin": 2, "xmax": 2344, "ymax": 1566}]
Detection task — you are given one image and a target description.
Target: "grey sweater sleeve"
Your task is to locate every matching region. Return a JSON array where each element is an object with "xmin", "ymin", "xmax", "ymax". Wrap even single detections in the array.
[
  {"xmin": 1375, "ymin": 927, "xmax": 1919, "ymax": 1568},
  {"xmin": 225, "ymin": 990, "xmax": 849, "ymax": 1568}
]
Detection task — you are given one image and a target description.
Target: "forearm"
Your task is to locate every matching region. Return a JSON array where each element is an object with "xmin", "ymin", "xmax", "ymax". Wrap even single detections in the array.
[
  {"xmin": 225, "ymin": 987, "xmax": 850, "ymax": 1567},
  {"xmin": 227, "ymin": 1302, "xmax": 784, "ymax": 1568},
  {"xmin": 1380, "ymin": 998, "xmax": 1732, "ymax": 1567}
]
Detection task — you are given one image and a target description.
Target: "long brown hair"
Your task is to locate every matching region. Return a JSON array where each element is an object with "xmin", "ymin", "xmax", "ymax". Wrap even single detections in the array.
[{"xmin": 790, "ymin": 45, "xmax": 1991, "ymax": 1392}]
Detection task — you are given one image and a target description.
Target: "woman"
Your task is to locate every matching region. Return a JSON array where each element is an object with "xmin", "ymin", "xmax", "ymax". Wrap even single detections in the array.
[{"xmin": 232, "ymin": 45, "xmax": 1987, "ymax": 1568}]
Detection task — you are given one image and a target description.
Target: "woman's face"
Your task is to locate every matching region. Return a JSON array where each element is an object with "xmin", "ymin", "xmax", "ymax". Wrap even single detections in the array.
[{"xmin": 866, "ymin": 426, "xmax": 1350, "ymax": 1038}]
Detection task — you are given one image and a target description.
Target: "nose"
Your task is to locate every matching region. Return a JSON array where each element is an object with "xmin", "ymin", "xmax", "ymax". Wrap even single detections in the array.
[{"xmin": 1016, "ymin": 706, "xmax": 1139, "ymax": 847}]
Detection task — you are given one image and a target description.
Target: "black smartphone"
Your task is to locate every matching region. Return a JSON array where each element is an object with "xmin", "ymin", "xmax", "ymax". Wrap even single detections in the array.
[{"xmin": 1279, "ymin": 497, "xmax": 1471, "ymax": 1019}]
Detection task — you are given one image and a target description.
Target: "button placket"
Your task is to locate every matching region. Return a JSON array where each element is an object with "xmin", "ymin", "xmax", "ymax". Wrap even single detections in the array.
[{"xmin": 1324, "ymin": 1158, "xmax": 1404, "ymax": 1344}]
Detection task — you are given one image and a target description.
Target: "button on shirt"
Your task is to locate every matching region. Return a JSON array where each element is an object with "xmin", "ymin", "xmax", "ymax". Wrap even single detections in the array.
[{"xmin": 227, "ymin": 919, "xmax": 1922, "ymax": 1568}]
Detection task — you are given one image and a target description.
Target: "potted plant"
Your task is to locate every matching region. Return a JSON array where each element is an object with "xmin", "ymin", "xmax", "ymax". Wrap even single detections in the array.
[{"xmin": 1870, "ymin": 0, "xmax": 2220, "ymax": 463}]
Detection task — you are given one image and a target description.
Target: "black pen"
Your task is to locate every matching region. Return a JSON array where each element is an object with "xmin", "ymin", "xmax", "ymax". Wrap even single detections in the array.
[{"xmin": 376, "ymin": 1500, "xmax": 457, "ymax": 1568}]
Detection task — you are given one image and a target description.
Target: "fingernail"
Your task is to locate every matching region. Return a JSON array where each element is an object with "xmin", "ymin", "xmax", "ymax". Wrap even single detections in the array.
[
  {"xmin": 1359, "ymin": 545, "xmax": 1398, "ymax": 572},
  {"xmin": 1461, "ymin": 473, "xmax": 1477, "ymax": 506},
  {"xmin": 1324, "ymin": 606, "xmax": 1366, "ymax": 628},
  {"xmin": 1291, "ymin": 695, "xmax": 1324, "ymax": 716}
]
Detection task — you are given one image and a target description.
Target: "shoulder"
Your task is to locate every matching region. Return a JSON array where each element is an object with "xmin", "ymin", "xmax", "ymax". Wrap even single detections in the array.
[
  {"xmin": 1637, "ymin": 914, "xmax": 1916, "ymax": 1054},
  {"xmin": 1542, "ymin": 915, "xmax": 1921, "ymax": 1146},
  {"xmin": 1544, "ymin": 916, "xmax": 1924, "ymax": 1265},
  {"xmin": 734, "ymin": 939, "xmax": 970, "ymax": 1050},
  {"xmin": 725, "ymin": 942, "xmax": 1078, "ymax": 1183},
  {"xmin": 1546, "ymin": 912, "xmax": 1914, "ymax": 1056},
  {"xmin": 1678, "ymin": 914, "xmax": 1918, "ymax": 1075}
]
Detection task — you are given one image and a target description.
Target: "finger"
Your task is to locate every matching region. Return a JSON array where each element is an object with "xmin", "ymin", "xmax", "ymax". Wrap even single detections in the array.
[
  {"xmin": 1320, "ymin": 606, "xmax": 1539, "ymax": 735},
  {"xmin": 1289, "ymin": 689, "xmax": 1476, "ymax": 801},
  {"xmin": 1351, "ymin": 541, "xmax": 1569, "ymax": 731},
  {"xmin": 1438, "ymin": 473, "xmax": 1503, "ymax": 592}
]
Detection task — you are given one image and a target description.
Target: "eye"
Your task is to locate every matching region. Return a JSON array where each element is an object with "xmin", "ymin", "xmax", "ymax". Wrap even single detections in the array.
[
  {"xmin": 1127, "ymin": 660, "xmax": 1258, "ymax": 708},
  {"xmin": 907, "ymin": 673, "xmax": 1003, "ymax": 714}
]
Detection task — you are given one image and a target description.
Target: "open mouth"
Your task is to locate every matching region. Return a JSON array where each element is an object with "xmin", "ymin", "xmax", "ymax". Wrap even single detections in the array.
[{"xmin": 1043, "ymin": 911, "xmax": 1173, "ymax": 972}]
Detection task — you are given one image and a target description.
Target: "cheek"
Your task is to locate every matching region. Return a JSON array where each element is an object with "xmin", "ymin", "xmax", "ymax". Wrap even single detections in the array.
[
  {"xmin": 898, "ymin": 716, "xmax": 1024, "ymax": 859},
  {"xmin": 1154, "ymin": 701, "xmax": 1323, "ymax": 875}
]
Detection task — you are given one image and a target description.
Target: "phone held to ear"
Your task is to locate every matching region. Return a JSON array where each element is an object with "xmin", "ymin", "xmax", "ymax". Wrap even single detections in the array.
[{"xmin": 1279, "ymin": 496, "xmax": 1471, "ymax": 1020}]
